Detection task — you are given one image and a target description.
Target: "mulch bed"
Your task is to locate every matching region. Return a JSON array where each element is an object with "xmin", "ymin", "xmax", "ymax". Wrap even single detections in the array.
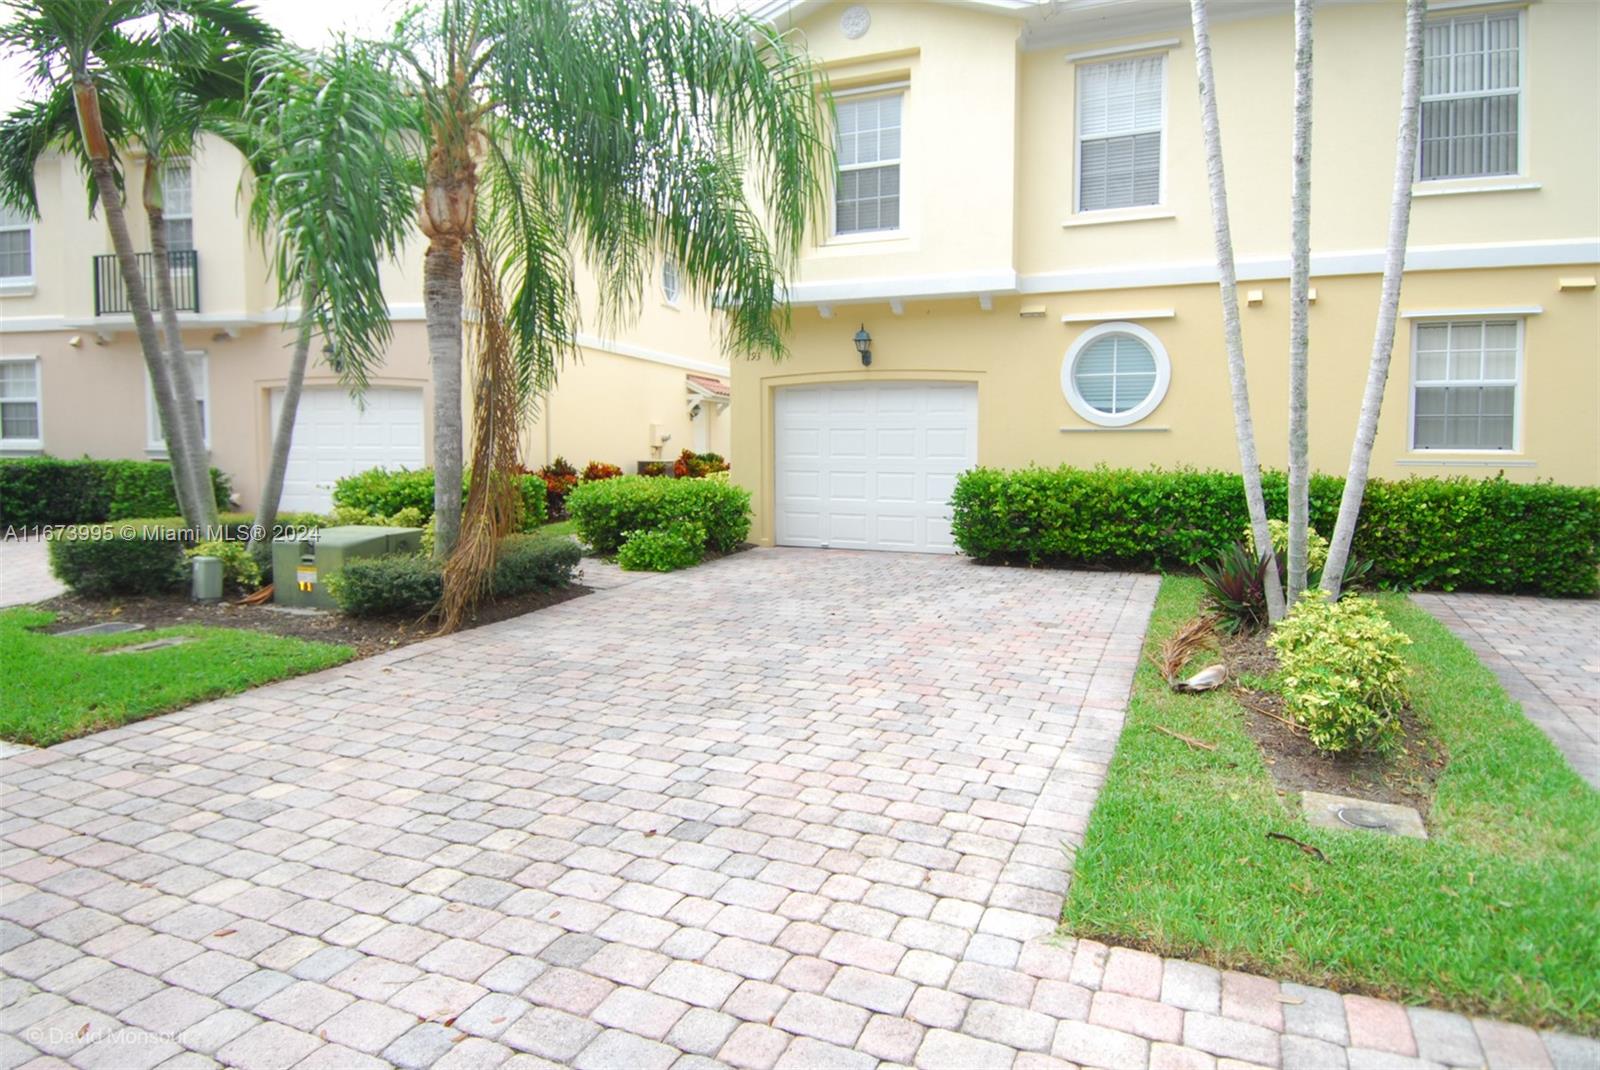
[
  {"xmin": 33, "ymin": 585, "xmax": 591, "ymax": 660},
  {"xmin": 1216, "ymin": 627, "xmax": 1448, "ymax": 816}
]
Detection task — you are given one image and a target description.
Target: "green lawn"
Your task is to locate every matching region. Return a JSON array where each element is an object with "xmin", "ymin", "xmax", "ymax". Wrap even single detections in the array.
[
  {"xmin": 542, "ymin": 518, "xmax": 578, "ymax": 541},
  {"xmin": 0, "ymin": 608, "xmax": 353, "ymax": 747},
  {"xmin": 1063, "ymin": 576, "xmax": 1600, "ymax": 1034}
]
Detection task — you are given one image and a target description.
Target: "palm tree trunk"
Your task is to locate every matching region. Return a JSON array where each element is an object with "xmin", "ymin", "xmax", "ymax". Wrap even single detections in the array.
[
  {"xmin": 1190, "ymin": 0, "xmax": 1287, "ymax": 623},
  {"xmin": 1321, "ymin": 0, "xmax": 1426, "ymax": 598},
  {"xmin": 425, "ymin": 239, "xmax": 465, "ymax": 558},
  {"xmin": 73, "ymin": 77, "xmax": 205, "ymax": 529},
  {"xmin": 144, "ymin": 158, "xmax": 219, "ymax": 533},
  {"xmin": 1286, "ymin": 0, "xmax": 1315, "ymax": 602},
  {"xmin": 247, "ymin": 302, "xmax": 315, "ymax": 560}
]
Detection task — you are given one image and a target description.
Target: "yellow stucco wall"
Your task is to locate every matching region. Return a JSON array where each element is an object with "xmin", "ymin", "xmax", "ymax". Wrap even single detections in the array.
[
  {"xmin": 732, "ymin": 265, "xmax": 1599, "ymax": 545},
  {"xmin": 0, "ymin": 134, "xmax": 733, "ymax": 506}
]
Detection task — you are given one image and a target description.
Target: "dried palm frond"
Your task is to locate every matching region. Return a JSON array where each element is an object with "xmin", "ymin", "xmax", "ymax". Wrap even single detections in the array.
[
  {"xmin": 437, "ymin": 237, "xmax": 523, "ymax": 634},
  {"xmin": 1147, "ymin": 613, "xmax": 1219, "ymax": 688}
]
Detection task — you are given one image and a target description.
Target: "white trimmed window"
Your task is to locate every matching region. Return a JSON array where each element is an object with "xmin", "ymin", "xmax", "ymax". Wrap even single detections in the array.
[
  {"xmin": 1420, "ymin": 11, "xmax": 1521, "ymax": 181},
  {"xmin": 834, "ymin": 92, "xmax": 902, "ymax": 235},
  {"xmin": 1411, "ymin": 319, "xmax": 1519, "ymax": 450},
  {"xmin": 163, "ymin": 159, "xmax": 194, "ymax": 250},
  {"xmin": 1061, "ymin": 322, "xmax": 1171, "ymax": 427},
  {"xmin": 0, "ymin": 204, "xmax": 33, "ymax": 281},
  {"xmin": 1076, "ymin": 54, "xmax": 1164, "ymax": 212},
  {"xmin": 661, "ymin": 258, "xmax": 681, "ymax": 305},
  {"xmin": 0, "ymin": 358, "xmax": 41, "ymax": 447},
  {"xmin": 146, "ymin": 351, "xmax": 210, "ymax": 451}
]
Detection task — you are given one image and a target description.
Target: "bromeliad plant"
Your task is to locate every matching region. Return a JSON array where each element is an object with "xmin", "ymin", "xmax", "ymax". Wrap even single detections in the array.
[
  {"xmin": 1269, "ymin": 591, "xmax": 1412, "ymax": 754},
  {"xmin": 1198, "ymin": 541, "xmax": 1272, "ymax": 633}
]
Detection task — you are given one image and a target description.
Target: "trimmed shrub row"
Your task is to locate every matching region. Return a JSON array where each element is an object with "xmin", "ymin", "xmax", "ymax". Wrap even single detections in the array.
[
  {"xmin": 1, "ymin": 459, "xmax": 231, "ymax": 526},
  {"xmin": 45, "ymin": 513, "xmax": 324, "ymax": 596},
  {"xmin": 331, "ymin": 467, "xmax": 547, "ymax": 530},
  {"xmin": 566, "ymin": 475, "xmax": 751, "ymax": 557},
  {"xmin": 950, "ymin": 466, "xmax": 1600, "ymax": 596},
  {"xmin": 327, "ymin": 534, "xmax": 581, "ymax": 617}
]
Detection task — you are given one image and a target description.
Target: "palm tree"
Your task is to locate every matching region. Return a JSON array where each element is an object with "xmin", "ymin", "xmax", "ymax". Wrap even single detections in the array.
[
  {"xmin": 0, "ymin": 0, "xmax": 274, "ymax": 530},
  {"xmin": 1321, "ymin": 0, "xmax": 1427, "ymax": 598},
  {"xmin": 1189, "ymin": 0, "xmax": 1287, "ymax": 623},
  {"xmin": 334, "ymin": 0, "xmax": 828, "ymax": 627},
  {"xmin": 234, "ymin": 42, "xmax": 421, "ymax": 560},
  {"xmin": 1285, "ymin": 0, "xmax": 1315, "ymax": 601}
]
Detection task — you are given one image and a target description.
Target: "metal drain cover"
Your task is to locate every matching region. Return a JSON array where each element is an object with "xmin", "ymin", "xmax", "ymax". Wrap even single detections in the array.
[
  {"xmin": 1336, "ymin": 806, "xmax": 1392, "ymax": 830},
  {"xmin": 1302, "ymin": 790, "xmax": 1428, "ymax": 839}
]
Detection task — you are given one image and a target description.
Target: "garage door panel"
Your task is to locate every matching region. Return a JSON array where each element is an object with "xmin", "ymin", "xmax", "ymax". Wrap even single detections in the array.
[
  {"xmin": 875, "ymin": 514, "xmax": 919, "ymax": 550},
  {"xmin": 828, "ymin": 512, "xmax": 869, "ymax": 545},
  {"xmin": 876, "ymin": 427, "xmax": 917, "ymax": 459},
  {"xmin": 775, "ymin": 381, "xmax": 976, "ymax": 555},
  {"xmin": 270, "ymin": 386, "xmax": 425, "ymax": 513},
  {"xmin": 828, "ymin": 427, "xmax": 868, "ymax": 458}
]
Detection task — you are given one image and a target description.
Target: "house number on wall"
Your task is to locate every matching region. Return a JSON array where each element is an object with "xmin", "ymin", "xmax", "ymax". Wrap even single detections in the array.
[{"xmin": 840, "ymin": 5, "xmax": 871, "ymax": 39}]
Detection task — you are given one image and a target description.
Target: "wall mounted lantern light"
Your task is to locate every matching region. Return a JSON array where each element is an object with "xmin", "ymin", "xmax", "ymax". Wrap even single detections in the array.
[{"xmin": 854, "ymin": 325, "xmax": 872, "ymax": 367}]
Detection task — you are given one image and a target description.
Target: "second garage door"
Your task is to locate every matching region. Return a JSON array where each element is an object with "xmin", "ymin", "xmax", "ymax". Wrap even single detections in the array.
[
  {"xmin": 268, "ymin": 385, "xmax": 426, "ymax": 513},
  {"xmin": 775, "ymin": 381, "xmax": 977, "ymax": 554}
]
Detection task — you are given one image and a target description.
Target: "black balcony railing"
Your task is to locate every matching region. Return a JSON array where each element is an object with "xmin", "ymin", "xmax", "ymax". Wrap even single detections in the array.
[{"xmin": 92, "ymin": 250, "xmax": 200, "ymax": 316}]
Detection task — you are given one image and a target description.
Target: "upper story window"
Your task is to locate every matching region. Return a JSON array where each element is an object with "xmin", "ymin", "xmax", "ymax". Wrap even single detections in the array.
[
  {"xmin": 0, "ymin": 204, "xmax": 33, "ymax": 280},
  {"xmin": 146, "ymin": 351, "xmax": 210, "ymax": 451},
  {"xmin": 0, "ymin": 358, "xmax": 41, "ymax": 447},
  {"xmin": 661, "ymin": 258, "xmax": 681, "ymax": 305},
  {"xmin": 1076, "ymin": 54, "xmax": 1165, "ymax": 212},
  {"xmin": 1411, "ymin": 319, "xmax": 1519, "ymax": 450},
  {"xmin": 1420, "ymin": 12, "xmax": 1521, "ymax": 180},
  {"xmin": 162, "ymin": 160, "xmax": 194, "ymax": 250},
  {"xmin": 834, "ymin": 92, "xmax": 902, "ymax": 236}
]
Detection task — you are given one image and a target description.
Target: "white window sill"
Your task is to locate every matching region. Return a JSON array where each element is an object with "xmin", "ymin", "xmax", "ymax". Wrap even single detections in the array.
[
  {"xmin": 824, "ymin": 230, "xmax": 905, "ymax": 248},
  {"xmin": 1398, "ymin": 455, "xmax": 1535, "ymax": 468},
  {"xmin": 660, "ymin": 300, "xmax": 681, "ymax": 312},
  {"xmin": 0, "ymin": 439, "xmax": 42, "ymax": 451},
  {"xmin": 0, "ymin": 280, "xmax": 36, "ymax": 298},
  {"xmin": 1061, "ymin": 208, "xmax": 1174, "ymax": 229},
  {"xmin": 1413, "ymin": 179, "xmax": 1541, "ymax": 198},
  {"xmin": 1059, "ymin": 425, "xmax": 1171, "ymax": 433}
]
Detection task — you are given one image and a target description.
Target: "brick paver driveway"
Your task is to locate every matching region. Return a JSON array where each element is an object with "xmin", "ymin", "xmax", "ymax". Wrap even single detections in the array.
[
  {"xmin": 5, "ymin": 551, "xmax": 1593, "ymax": 1070},
  {"xmin": 0, "ymin": 539, "xmax": 65, "ymax": 609},
  {"xmin": 1, "ymin": 549, "xmax": 1156, "ymax": 1069},
  {"xmin": 1412, "ymin": 592, "xmax": 1600, "ymax": 789}
]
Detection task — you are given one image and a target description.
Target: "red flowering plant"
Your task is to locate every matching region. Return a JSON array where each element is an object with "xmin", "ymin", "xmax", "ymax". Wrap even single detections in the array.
[{"xmin": 582, "ymin": 461, "xmax": 624, "ymax": 482}]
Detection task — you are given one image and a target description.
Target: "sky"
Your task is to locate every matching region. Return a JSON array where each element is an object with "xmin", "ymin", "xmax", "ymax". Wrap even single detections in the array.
[
  {"xmin": 0, "ymin": 0, "xmax": 756, "ymax": 105},
  {"xmin": 0, "ymin": 0, "xmax": 421, "ymax": 106}
]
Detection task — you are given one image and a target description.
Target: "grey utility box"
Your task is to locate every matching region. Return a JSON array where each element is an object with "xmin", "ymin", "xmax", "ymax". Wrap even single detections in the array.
[{"xmin": 272, "ymin": 525, "xmax": 422, "ymax": 609}]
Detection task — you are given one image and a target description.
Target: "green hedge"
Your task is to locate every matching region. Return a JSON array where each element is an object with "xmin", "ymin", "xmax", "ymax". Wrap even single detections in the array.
[
  {"xmin": 47, "ymin": 527, "xmax": 187, "ymax": 596},
  {"xmin": 332, "ymin": 467, "xmax": 547, "ymax": 530},
  {"xmin": 950, "ymin": 466, "xmax": 1600, "ymax": 596},
  {"xmin": 566, "ymin": 475, "xmax": 751, "ymax": 556},
  {"xmin": 0, "ymin": 459, "xmax": 231, "ymax": 526},
  {"xmin": 45, "ymin": 512, "xmax": 326, "ymax": 597},
  {"xmin": 328, "ymin": 534, "xmax": 581, "ymax": 617}
]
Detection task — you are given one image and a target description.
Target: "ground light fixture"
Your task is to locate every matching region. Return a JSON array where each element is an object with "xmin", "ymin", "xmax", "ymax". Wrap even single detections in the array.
[{"xmin": 854, "ymin": 325, "xmax": 872, "ymax": 366}]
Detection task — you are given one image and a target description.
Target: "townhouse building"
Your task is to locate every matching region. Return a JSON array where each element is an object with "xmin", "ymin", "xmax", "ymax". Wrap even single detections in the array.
[
  {"xmin": 734, "ymin": 0, "xmax": 1598, "ymax": 553},
  {"xmin": 0, "ymin": 135, "xmax": 732, "ymax": 513}
]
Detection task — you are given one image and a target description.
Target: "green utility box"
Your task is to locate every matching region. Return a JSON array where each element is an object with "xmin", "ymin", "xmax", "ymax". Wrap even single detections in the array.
[{"xmin": 272, "ymin": 525, "xmax": 422, "ymax": 609}]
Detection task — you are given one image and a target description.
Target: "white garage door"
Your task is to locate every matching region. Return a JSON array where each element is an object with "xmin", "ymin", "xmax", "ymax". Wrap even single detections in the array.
[
  {"xmin": 775, "ymin": 381, "xmax": 977, "ymax": 554},
  {"xmin": 268, "ymin": 385, "xmax": 425, "ymax": 513}
]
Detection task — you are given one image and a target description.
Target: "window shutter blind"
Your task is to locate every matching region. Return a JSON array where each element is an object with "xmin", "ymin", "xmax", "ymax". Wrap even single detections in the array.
[{"xmin": 1077, "ymin": 55, "xmax": 1163, "ymax": 211}]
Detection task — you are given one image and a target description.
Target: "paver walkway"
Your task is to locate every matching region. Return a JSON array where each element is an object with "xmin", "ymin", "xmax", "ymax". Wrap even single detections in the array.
[
  {"xmin": 2, "ymin": 550, "xmax": 1594, "ymax": 1070},
  {"xmin": 1412, "ymin": 592, "xmax": 1600, "ymax": 789},
  {"xmin": 0, "ymin": 539, "xmax": 65, "ymax": 609}
]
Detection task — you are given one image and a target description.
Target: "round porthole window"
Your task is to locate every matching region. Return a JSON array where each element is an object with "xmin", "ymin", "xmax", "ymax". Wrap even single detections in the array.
[{"xmin": 1061, "ymin": 322, "xmax": 1171, "ymax": 427}]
